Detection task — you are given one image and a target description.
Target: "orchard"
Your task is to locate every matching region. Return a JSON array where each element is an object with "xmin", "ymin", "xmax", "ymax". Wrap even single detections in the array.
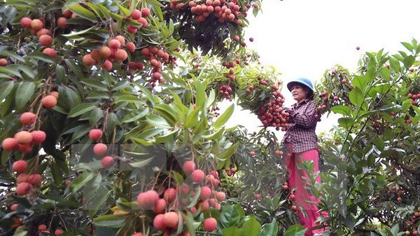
[{"xmin": 0, "ymin": 0, "xmax": 419, "ymax": 236}]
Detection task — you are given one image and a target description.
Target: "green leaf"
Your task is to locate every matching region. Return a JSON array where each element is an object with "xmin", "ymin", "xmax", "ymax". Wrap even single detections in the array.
[
  {"xmin": 217, "ymin": 142, "xmax": 239, "ymax": 160},
  {"xmin": 90, "ymin": 107, "xmax": 103, "ymax": 126},
  {"xmin": 56, "ymin": 64, "xmax": 67, "ymax": 84},
  {"xmin": 0, "ymin": 67, "xmax": 21, "ymax": 78},
  {"xmin": 26, "ymin": 52, "xmax": 55, "ymax": 64},
  {"xmin": 0, "ymin": 81, "xmax": 14, "ymax": 101},
  {"xmin": 129, "ymin": 156, "xmax": 155, "ymax": 168},
  {"xmin": 51, "ymin": 161, "xmax": 63, "ymax": 185},
  {"xmin": 220, "ymin": 205, "xmax": 240, "ymax": 229},
  {"xmin": 66, "ymin": 59, "xmax": 86, "ymax": 79},
  {"xmin": 69, "ymin": 5, "xmax": 98, "ymax": 22},
  {"xmin": 194, "ymin": 81, "xmax": 205, "ymax": 109},
  {"xmin": 184, "ymin": 107, "xmax": 200, "ymax": 128},
  {"xmin": 243, "ymin": 215, "xmax": 261, "ymax": 236},
  {"xmin": 401, "ymin": 42, "xmax": 413, "ymax": 52},
  {"xmin": 122, "ymin": 108, "xmax": 149, "ymax": 123},
  {"xmin": 258, "ymin": 220, "xmax": 279, "ymax": 236},
  {"xmin": 68, "ymin": 103, "xmax": 96, "ymax": 117},
  {"xmin": 403, "ymin": 55, "xmax": 415, "ymax": 69},
  {"xmin": 9, "ymin": 64, "xmax": 35, "ymax": 79},
  {"xmin": 205, "ymin": 90, "xmax": 216, "ymax": 108},
  {"xmin": 81, "ymin": 79, "xmax": 108, "ymax": 91},
  {"xmin": 139, "ymin": 86, "xmax": 156, "ymax": 106},
  {"xmin": 283, "ymin": 224, "xmax": 306, "ymax": 236},
  {"xmin": 15, "ymin": 82, "xmax": 35, "ymax": 108},
  {"xmin": 213, "ymin": 104, "xmax": 234, "ymax": 129},
  {"xmin": 331, "ymin": 105, "xmax": 352, "ymax": 116},
  {"xmin": 390, "ymin": 57, "xmax": 401, "ymax": 72},
  {"xmin": 71, "ymin": 172, "xmax": 95, "ymax": 193},
  {"xmin": 112, "ymin": 80, "xmax": 130, "ymax": 91},
  {"xmin": 117, "ymin": 4, "xmax": 130, "ymax": 16},
  {"xmin": 374, "ymin": 137, "xmax": 385, "ymax": 151},
  {"xmin": 352, "ymin": 75, "xmax": 368, "ymax": 92},
  {"xmin": 349, "ymin": 87, "xmax": 364, "ymax": 108},
  {"xmin": 380, "ymin": 67, "xmax": 390, "ymax": 80},
  {"xmin": 114, "ymin": 94, "xmax": 143, "ymax": 104},
  {"xmin": 146, "ymin": 114, "xmax": 171, "ymax": 128},
  {"xmin": 338, "ymin": 117, "xmax": 354, "ymax": 129},
  {"xmin": 87, "ymin": 91, "xmax": 110, "ymax": 99},
  {"xmin": 0, "ymin": 51, "xmax": 24, "ymax": 62},
  {"xmin": 202, "ymin": 128, "xmax": 224, "ymax": 140},
  {"xmin": 222, "ymin": 227, "xmax": 243, "ymax": 236},
  {"xmin": 93, "ymin": 214, "xmax": 127, "ymax": 228}
]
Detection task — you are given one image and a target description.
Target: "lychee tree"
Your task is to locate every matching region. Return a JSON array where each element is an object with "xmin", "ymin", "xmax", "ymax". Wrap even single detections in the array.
[
  {"xmin": 312, "ymin": 39, "xmax": 420, "ymax": 235},
  {"xmin": 0, "ymin": 0, "xmax": 297, "ymax": 235}
]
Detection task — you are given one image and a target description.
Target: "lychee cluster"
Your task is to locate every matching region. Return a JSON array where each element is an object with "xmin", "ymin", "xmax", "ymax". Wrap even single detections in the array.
[
  {"xmin": 225, "ymin": 69, "xmax": 235, "ymax": 81},
  {"xmin": 140, "ymin": 46, "xmax": 171, "ymax": 87},
  {"xmin": 11, "ymin": 160, "xmax": 42, "ymax": 196},
  {"xmin": 257, "ymin": 85, "xmax": 289, "ymax": 131},
  {"xmin": 408, "ymin": 92, "xmax": 420, "ymax": 105},
  {"xmin": 127, "ymin": 8, "xmax": 150, "ymax": 34},
  {"xmin": 20, "ymin": 17, "xmax": 58, "ymax": 58},
  {"xmin": 224, "ymin": 166, "xmax": 236, "ymax": 176},
  {"xmin": 83, "ymin": 36, "xmax": 130, "ymax": 70},
  {"xmin": 219, "ymin": 85, "xmax": 233, "ymax": 100},
  {"xmin": 36, "ymin": 224, "xmax": 65, "ymax": 235},
  {"xmin": 88, "ymin": 129, "xmax": 115, "ymax": 169}
]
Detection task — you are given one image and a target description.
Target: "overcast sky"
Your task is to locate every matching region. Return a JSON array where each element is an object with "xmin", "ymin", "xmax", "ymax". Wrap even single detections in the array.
[{"xmin": 221, "ymin": 0, "xmax": 420, "ymax": 140}]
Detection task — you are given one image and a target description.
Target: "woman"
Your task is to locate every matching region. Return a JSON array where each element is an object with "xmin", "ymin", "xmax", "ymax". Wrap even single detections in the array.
[{"xmin": 282, "ymin": 78, "xmax": 328, "ymax": 235}]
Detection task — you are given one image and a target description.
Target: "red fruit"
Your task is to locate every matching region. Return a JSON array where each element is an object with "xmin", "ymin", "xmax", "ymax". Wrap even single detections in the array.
[
  {"xmin": 62, "ymin": 9, "xmax": 72, "ymax": 17},
  {"xmin": 89, "ymin": 129, "xmax": 103, "ymax": 141},
  {"xmin": 164, "ymin": 188, "xmax": 177, "ymax": 203},
  {"xmin": 203, "ymin": 217, "xmax": 217, "ymax": 232},
  {"xmin": 31, "ymin": 19, "xmax": 43, "ymax": 30},
  {"xmin": 183, "ymin": 161, "xmax": 196, "ymax": 174},
  {"xmin": 254, "ymin": 193, "xmax": 261, "ymax": 199},
  {"xmin": 0, "ymin": 58, "xmax": 7, "ymax": 66},
  {"xmin": 42, "ymin": 95, "xmax": 57, "ymax": 108},
  {"xmin": 36, "ymin": 29, "xmax": 52, "ymax": 37},
  {"xmin": 55, "ymin": 229, "xmax": 64, "ymax": 235},
  {"xmin": 341, "ymin": 79, "xmax": 347, "ymax": 83},
  {"xmin": 292, "ymin": 205, "xmax": 297, "ymax": 211},
  {"xmin": 153, "ymin": 198, "xmax": 167, "ymax": 214},
  {"xmin": 132, "ymin": 233, "xmax": 144, "ymax": 236},
  {"xmin": 83, "ymin": 54, "xmax": 96, "ymax": 66},
  {"xmin": 197, "ymin": 200, "xmax": 209, "ymax": 212},
  {"xmin": 289, "ymin": 194, "xmax": 296, "ymax": 200},
  {"xmin": 153, "ymin": 72, "xmax": 161, "ymax": 80},
  {"xmin": 115, "ymin": 49, "xmax": 128, "ymax": 62},
  {"xmin": 20, "ymin": 17, "xmax": 32, "ymax": 28},
  {"xmin": 100, "ymin": 46, "xmax": 112, "ymax": 58},
  {"xmin": 157, "ymin": 50, "xmax": 165, "ymax": 58},
  {"xmin": 137, "ymin": 190, "xmax": 159, "ymax": 209},
  {"xmin": 153, "ymin": 214, "xmax": 167, "ymax": 230},
  {"xmin": 249, "ymin": 151, "xmax": 255, "ymax": 156},
  {"xmin": 17, "ymin": 174, "xmax": 29, "ymax": 183},
  {"xmin": 11, "ymin": 203, "xmax": 18, "ymax": 211},
  {"xmin": 28, "ymin": 174, "xmax": 42, "ymax": 186},
  {"xmin": 93, "ymin": 143, "xmax": 107, "ymax": 156},
  {"xmin": 50, "ymin": 91, "xmax": 59, "ymax": 99},
  {"xmin": 141, "ymin": 8, "xmax": 151, "ymax": 17},
  {"xmin": 407, "ymin": 119, "xmax": 412, "ymax": 124},
  {"xmin": 249, "ymin": 37, "xmax": 254, "ymax": 42},
  {"xmin": 126, "ymin": 42, "xmax": 136, "ymax": 52},
  {"xmin": 101, "ymin": 156, "xmax": 114, "ymax": 169},
  {"xmin": 16, "ymin": 182, "xmax": 32, "ymax": 195},
  {"xmin": 38, "ymin": 224, "xmax": 47, "ymax": 231},
  {"xmin": 136, "ymin": 62, "xmax": 144, "ymax": 70},
  {"xmin": 191, "ymin": 169, "xmax": 205, "ymax": 183},
  {"xmin": 31, "ymin": 130, "xmax": 46, "ymax": 144},
  {"xmin": 15, "ymin": 131, "xmax": 33, "ymax": 144},
  {"xmin": 356, "ymin": 46, "xmax": 360, "ymax": 50},
  {"xmin": 127, "ymin": 25, "xmax": 138, "ymax": 34},
  {"xmin": 109, "ymin": 39, "xmax": 121, "ymax": 49},
  {"xmin": 200, "ymin": 186, "xmax": 212, "ymax": 200},
  {"xmin": 18, "ymin": 144, "xmax": 33, "ymax": 153},
  {"xmin": 43, "ymin": 48, "xmax": 57, "ymax": 58},
  {"xmin": 57, "ymin": 17, "xmax": 69, "ymax": 29},
  {"xmin": 12, "ymin": 160, "xmax": 28, "ymax": 173},
  {"xmin": 102, "ymin": 60, "xmax": 113, "ymax": 71},
  {"xmin": 137, "ymin": 17, "xmax": 148, "ymax": 27},
  {"xmin": 91, "ymin": 50, "xmax": 102, "ymax": 62},
  {"xmin": 163, "ymin": 212, "xmax": 179, "ymax": 228},
  {"xmin": 141, "ymin": 48, "xmax": 150, "ymax": 56},
  {"xmin": 216, "ymin": 192, "xmax": 226, "ymax": 201},
  {"xmin": 2, "ymin": 138, "xmax": 19, "ymax": 151},
  {"xmin": 233, "ymin": 35, "xmax": 240, "ymax": 41},
  {"xmin": 412, "ymin": 101, "xmax": 417, "ymax": 105},
  {"xmin": 131, "ymin": 9, "xmax": 142, "ymax": 20},
  {"xmin": 115, "ymin": 35, "xmax": 126, "ymax": 46}
]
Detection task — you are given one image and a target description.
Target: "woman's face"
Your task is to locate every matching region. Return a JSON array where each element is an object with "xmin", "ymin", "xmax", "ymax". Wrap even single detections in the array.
[{"xmin": 290, "ymin": 83, "xmax": 309, "ymax": 102}]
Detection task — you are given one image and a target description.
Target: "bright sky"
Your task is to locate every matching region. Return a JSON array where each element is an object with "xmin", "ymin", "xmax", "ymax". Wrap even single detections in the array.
[{"xmin": 221, "ymin": 0, "xmax": 420, "ymax": 140}]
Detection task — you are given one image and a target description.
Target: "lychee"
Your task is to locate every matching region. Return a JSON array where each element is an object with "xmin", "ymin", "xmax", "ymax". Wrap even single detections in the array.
[
  {"xmin": 191, "ymin": 169, "xmax": 205, "ymax": 183},
  {"xmin": 137, "ymin": 190, "xmax": 159, "ymax": 209},
  {"xmin": 115, "ymin": 36, "xmax": 126, "ymax": 46},
  {"xmin": 153, "ymin": 198, "xmax": 167, "ymax": 214},
  {"xmin": 109, "ymin": 39, "xmax": 121, "ymax": 50},
  {"xmin": 20, "ymin": 17, "xmax": 32, "ymax": 29},
  {"xmin": 11, "ymin": 203, "xmax": 18, "ymax": 211},
  {"xmin": 114, "ymin": 49, "xmax": 128, "ymax": 62},
  {"xmin": 126, "ymin": 42, "xmax": 136, "ymax": 52},
  {"xmin": 101, "ymin": 156, "xmax": 114, "ymax": 169},
  {"xmin": 131, "ymin": 9, "xmax": 142, "ymax": 20},
  {"xmin": 36, "ymin": 29, "xmax": 52, "ymax": 37},
  {"xmin": 141, "ymin": 8, "xmax": 151, "ymax": 18},
  {"xmin": 16, "ymin": 173, "xmax": 29, "ymax": 183},
  {"xmin": 57, "ymin": 17, "xmax": 69, "ymax": 29},
  {"xmin": 164, "ymin": 188, "xmax": 176, "ymax": 203},
  {"xmin": 2, "ymin": 138, "xmax": 19, "ymax": 151},
  {"xmin": 15, "ymin": 131, "xmax": 33, "ymax": 144},
  {"xmin": 90, "ymin": 49, "xmax": 102, "ymax": 62},
  {"xmin": 153, "ymin": 214, "xmax": 167, "ymax": 230},
  {"xmin": 18, "ymin": 144, "xmax": 33, "ymax": 153},
  {"xmin": 99, "ymin": 46, "xmax": 112, "ymax": 58},
  {"xmin": 93, "ymin": 143, "xmax": 107, "ymax": 156},
  {"xmin": 83, "ymin": 54, "xmax": 96, "ymax": 66},
  {"xmin": 39, "ymin": 35, "xmax": 53, "ymax": 46},
  {"xmin": 38, "ymin": 224, "xmax": 47, "ymax": 231},
  {"xmin": 55, "ymin": 229, "xmax": 64, "ymax": 235},
  {"xmin": 28, "ymin": 174, "xmax": 42, "ymax": 186},
  {"xmin": 42, "ymin": 95, "xmax": 57, "ymax": 108},
  {"xmin": 31, "ymin": 19, "xmax": 43, "ymax": 31},
  {"xmin": 183, "ymin": 161, "xmax": 196, "ymax": 174},
  {"xmin": 216, "ymin": 192, "xmax": 226, "ymax": 201},
  {"xmin": 16, "ymin": 182, "xmax": 32, "ymax": 195},
  {"xmin": 203, "ymin": 217, "xmax": 217, "ymax": 231},
  {"xmin": 200, "ymin": 186, "xmax": 211, "ymax": 201},
  {"xmin": 132, "ymin": 233, "xmax": 144, "ymax": 236},
  {"xmin": 43, "ymin": 48, "xmax": 57, "ymax": 58},
  {"xmin": 50, "ymin": 91, "xmax": 59, "ymax": 99},
  {"xmin": 0, "ymin": 58, "xmax": 7, "ymax": 66},
  {"xmin": 163, "ymin": 211, "xmax": 179, "ymax": 228},
  {"xmin": 89, "ymin": 129, "xmax": 103, "ymax": 141},
  {"xmin": 12, "ymin": 160, "xmax": 28, "ymax": 173},
  {"xmin": 31, "ymin": 130, "xmax": 46, "ymax": 144},
  {"xmin": 102, "ymin": 60, "xmax": 113, "ymax": 71}
]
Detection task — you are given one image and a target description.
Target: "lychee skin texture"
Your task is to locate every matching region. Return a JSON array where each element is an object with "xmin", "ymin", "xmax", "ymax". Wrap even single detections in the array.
[
  {"xmin": 102, "ymin": 60, "xmax": 113, "ymax": 71},
  {"xmin": 93, "ymin": 143, "xmax": 107, "ymax": 156},
  {"xmin": 203, "ymin": 217, "xmax": 217, "ymax": 232},
  {"xmin": 11, "ymin": 203, "xmax": 18, "ymax": 211},
  {"xmin": 2, "ymin": 138, "xmax": 19, "ymax": 151},
  {"xmin": 114, "ymin": 49, "xmax": 128, "ymax": 62},
  {"xmin": 38, "ymin": 224, "xmax": 47, "ymax": 231},
  {"xmin": 55, "ymin": 229, "xmax": 64, "ymax": 235},
  {"xmin": 101, "ymin": 156, "xmax": 114, "ymax": 169},
  {"xmin": 20, "ymin": 112, "xmax": 37, "ymax": 125},
  {"xmin": 18, "ymin": 144, "xmax": 33, "ymax": 153},
  {"xmin": 37, "ymin": 29, "xmax": 52, "ymax": 37},
  {"xmin": 200, "ymin": 186, "xmax": 212, "ymax": 201},
  {"xmin": 100, "ymin": 46, "xmax": 112, "ymax": 58},
  {"xmin": 20, "ymin": 17, "xmax": 32, "ymax": 28},
  {"xmin": 50, "ymin": 91, "xmax": 59, "ymax": 99},
  {"xmin": 115, "ymin": 36, "xmax": 126, "ymax": 46},
  {"xmin": 28, "ymin": 174, "xmax": 42, "ymax": 186},
  {"xmin": 153, "ymin": 214, "xmax": 167, "ymax": 230},
  {"xmin": 31, "ymin": 19, "xmax": 43, "ymax": 31},
  {"xmin": 31, "ymin": 131, "xmax": 46, "ymax": 144},
  {"xmin": 16, "ymin": 182, "xmax": 32, "ymax": 195},
  {"xmin": 216, "ymin": 192, "xmax": 226, "ymax": 201},
  {"xmin": 183, "ymin": 161, "xmax": 196, "ymax": 174},
  {"xmin": 39, "ymin": 35, "xmax": 53, "ymax": 47},
  {"xmin": 12, "ymin": 160, "xmax": 28, "ymax": 173},
  {"xmin": 43, "ymin": 48, "xmax": 57, "ymax": 58},
  {"xmin": 83, "ymin": 54, "xmax": 96, "ymax": 66},
  {"xmin": 42, "ymin": 95, "xmax": 58, "ymax": 108},
  {"xmin": 0, "ymin": 58, "xmax": 8, "ymax": 66},
  {"xmin": 141, "ymin": 8, "xmax": 151, "ymax": 18},
  {"xmin": 131, "ymin": 10, "xmax": 142, "ymax": 20},
  {"xmin": 57, "ymin": 17, "xmax": 69, "ymax": 29},
  {"xmin": 89, "ymin": 129, "xmax": 103, "ymax": 141},
  {"xmin": 163, "ymin": 212, "xmax": 179, "ymax": 228},
  {"xmin": 109, "ymin": 39, "xmax": 121, "ymax": 50},
  {"xmin": 164, "ymin": 188, "xmax": 177, "ymax": 203},
  {"xmin": 137, "ymin": 190, "xmax": 159, "ymax": 209},
  {"xmin": 191, "ymin": 169, "xmax": 205, "ymax": 183},
  {"xmin": 17, "ymin": 173, "xmax": 29, "ymax": 183},
  {"xmin": 152, "ymin": 198, "xmax": 167, "ymax": 214},
  {"xmin": 126, "ymin": 42, "xmax": 136, "ymax": 52},
  {"xmin": 15, "ymin": 131, "xmax": 33, "ymax": 144}
]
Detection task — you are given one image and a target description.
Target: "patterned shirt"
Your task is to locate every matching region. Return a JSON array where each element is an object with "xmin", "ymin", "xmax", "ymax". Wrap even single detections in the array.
[{"xmin": 282, "ymin": 98, "xmax": 321, "ymax": 153}]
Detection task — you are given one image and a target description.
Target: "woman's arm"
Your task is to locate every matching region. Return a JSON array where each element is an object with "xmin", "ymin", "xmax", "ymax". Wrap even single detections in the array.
[{"xmin": 292, "ymin": 101, "xmax": 319, "ymax": 128}]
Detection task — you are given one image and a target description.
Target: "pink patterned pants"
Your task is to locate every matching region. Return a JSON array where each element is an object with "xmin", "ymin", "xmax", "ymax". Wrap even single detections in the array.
[{"xmin": 284, "ymin": 143, "xmax": 329, "ymax": 235}]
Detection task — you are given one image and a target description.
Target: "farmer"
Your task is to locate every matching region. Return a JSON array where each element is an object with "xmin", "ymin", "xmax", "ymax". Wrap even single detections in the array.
[{"xmin": 282, "ymin": 78, "xmax": 329, "ymax": 235}]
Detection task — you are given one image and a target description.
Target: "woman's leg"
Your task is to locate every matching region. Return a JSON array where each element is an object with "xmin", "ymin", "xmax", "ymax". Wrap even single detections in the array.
[{"xmin": 295, "ymin": 149, "xmax": 329, "ymax": 235}]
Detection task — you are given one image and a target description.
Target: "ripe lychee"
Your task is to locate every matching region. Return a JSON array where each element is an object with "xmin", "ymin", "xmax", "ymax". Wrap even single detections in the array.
[
  {"xmin": 101, "ymin": 156, "xmax": 114, "ymax": 169},
  {"xmin": 183, "ymin": 161, "xmax": 196, "ymax": 174},
  {"xmin": 131, "ymin": 9, "xmax": 142, "ymax": 20},
  {"xmin": 2, "ymin": 138, "xmax": 19, "ymax": 151},
  {"xmin": 12, "ymin": 160, "xmax": 28, "ymax": 173},
  {"xmin": 83, "ymin": 54, "xmax": 96, "ymax": 66},
  {"xmin": 141, "ymin": 8, "xmax": 151, "ymax": 17},
  {"xmin": 93, "ymin": 143, "xmax": 107, "ymax": 156},
  {"xmin": 42, "ymin": 95, "xmax": 57, "ymax": 108},
  {"xmin": 39, "ymin": 35, "xmax": 53, "ymax": 46},
  {"xmin": 89, "ymin": 129, "xmax": 103, "ymax": 141},
  {"xmin": 43, "ymin": 48, "xmax": 57, "ymax": 58},
  {"xmin": 11, "ymin": 203, "xmax": 18, "ymax": 211},
  {"xmin": 102, "ymin": 60, "xmax": 113, "ymax": 71},
  {"xmin": 114, "ymin": 49, "xmax": 128, "ymax": 62},
  {"xmin": 203, "ymin": 217, "xmax": 217, "ymax": 231},
  {"xmin": 126, "ymin": 42, "xmax": 136, "ymax": 52},
  {"xmin": 109, "ymin": 39, "xmax": 121, "ymax": 50},
  {"xmin": 191, "ymin": 169, "xmax": 205, "ymax": 183},
  {"xmin": 163, "ymin": 211, "xmax": 179, "ymax": 228},
  {"xmin": 99, "ymin": 46, "xmax": 112, "ymax": 58},
  {"xmin": 132, "ymin": 233, "xmax": 144, "ymax": 236},
  {"xmin": 15, "ymin": 131, "xmax": 33, "ymax": 144},
  {"xmin": 31, "ymin": 19, "xmax": 44, "ymax": 31},
  {"xmin": 17, "ymin": 173, "xmax": 29, "ymax": 183},
  {"xmin": 20, "ymin": 17, "xmax": 32, "ymax": 29},
  {"xmin": 164, "ymin": 188, "xmax": 177, "ymax": 203},
  {"xmin": 0, "ymin": 58, "xmax": 7, "ymax": 66},
  {"xmin": 137, "ymin": 190, "xmax": 159, "ymax": 209},
  {"xmin": 28, "ymin": 174, "xmax": 42, "ymax": 186},
  {"xmin": 137, "ymin": 17, "xmax": 148, "ymax": 27},
  {"xmin": 36, "ymin": 29, "xmax": 52, "ymax": 37},
  {"xmin": 115, "ymin": 36, "xmax": 126, "ymax": 46},
  {"xmin": 31, "ymin": 130, "xmax": 46, "ymax": 144},
  {"xmin": 50, "ymin": 91, "xmax": 59, "ymax": 99},
  {"xmin": 153, "ymin": 198, "xmax": 167, "ymax": 214},
  {"xmin": 16, "ymin": 182, "xmax": 32, "ymax": 195},
  {"xmin": 57, "ymin": 17, "xmax": 69, "ymax": 29},
  {"xmin": 90, "ymin": 49, "xmax": 102, "ymax": 62},
  {"xmin": 20, "ymin": 111, "xmax": 37, "ymax": 125},
  {"xmin": 18, "ymin": 144, "xmax": 33, "ymax": 153},
  {"xmin": 153, "ymin": 214, "xmax": 167, "ymax": 230},
  {"xmin": 216, "ymin": 192, "xmax": 226, "ymax": 201},
  {"xmin": 200, "ymin": 186, "xmax": 211, "ymax": 200},
  {"xmin": 55, "ymin": 229, "xmax": 64, "ymax": 235}
]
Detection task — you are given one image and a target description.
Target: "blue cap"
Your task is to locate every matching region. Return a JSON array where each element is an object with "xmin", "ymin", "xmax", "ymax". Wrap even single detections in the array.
[{"xmin": 287, "ymin": 78, "xmax": 314, "ymax": 92}]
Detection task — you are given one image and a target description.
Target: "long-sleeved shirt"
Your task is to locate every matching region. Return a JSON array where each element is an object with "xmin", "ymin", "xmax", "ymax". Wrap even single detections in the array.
[{"xmin": 282, "ymin": 98, "xmax": 321, "ymax": 153}]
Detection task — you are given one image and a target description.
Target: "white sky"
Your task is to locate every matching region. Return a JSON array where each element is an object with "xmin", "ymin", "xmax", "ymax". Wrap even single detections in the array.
[{"xmin": 220, "ymin": 0, "xmax": 420, "ymax": 140}]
